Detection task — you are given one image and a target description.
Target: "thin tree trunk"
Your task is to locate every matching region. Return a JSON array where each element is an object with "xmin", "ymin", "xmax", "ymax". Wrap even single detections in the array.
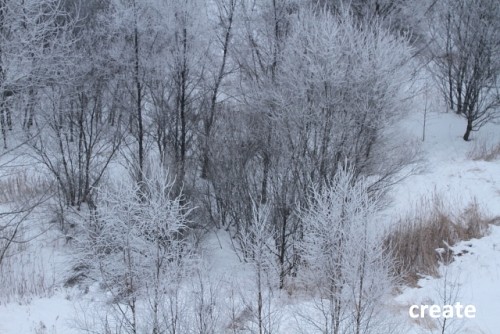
[
  {"xmin": 446, "ymin": 12, "xmax": 455, "ymax": 111},
  {"xmin": 201, "ymin": 0, "xmax": 234, "ymax": 179},
  {"xmin": 278, "ymin": 208, "xmax": 289, "ymax": 289},
  {"xmin": 0, "ymin": 102, "xmax": 6, "ymax": 149},
  {"xmin": 463, "ymin": 117, "xmax": 473, "ymax": 141},
  {"xmin": 133, "ymin": 0, "xmax": 144, "ymax": 184}
]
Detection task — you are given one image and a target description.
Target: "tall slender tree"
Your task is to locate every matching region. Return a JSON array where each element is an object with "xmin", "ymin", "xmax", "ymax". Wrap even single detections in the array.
[{"xmin": 429, "ymin": 0, "xmax": 500, "ymax": 141}]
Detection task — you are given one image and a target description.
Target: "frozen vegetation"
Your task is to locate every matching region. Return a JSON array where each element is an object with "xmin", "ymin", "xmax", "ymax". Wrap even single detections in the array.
[{"xmin": 0, "ymin": 0, "xmax": 500, "ymax": 333}]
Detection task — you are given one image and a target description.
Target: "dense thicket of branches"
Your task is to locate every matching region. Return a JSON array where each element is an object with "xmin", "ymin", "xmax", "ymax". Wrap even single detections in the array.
[
  {"xmin": 0, "ymin": 0, "xmax": 498, "ymax": 332},
  {"xmin": 429, "ymin": 0, "xmax": 500, "ymax": 140}
]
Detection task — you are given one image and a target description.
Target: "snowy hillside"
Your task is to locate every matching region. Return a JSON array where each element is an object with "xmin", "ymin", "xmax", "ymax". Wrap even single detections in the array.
[
  {"xmin": 1, "ymin": 110, "xmax": 499, "ymax": 334},
  {"xmin": 390, "ymin": 111, "xmax": 500, "ymax": 334}
]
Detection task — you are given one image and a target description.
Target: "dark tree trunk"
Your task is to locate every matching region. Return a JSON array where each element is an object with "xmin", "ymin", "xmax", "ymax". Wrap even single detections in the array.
[
  {"xmin": 278, "ymin": 208, "xmax": 289, "ymax": 289},
  {"xmin": 446, "ymin": 12, "xmax": 454, "ymax": 112},
  {"xmin": 201, "ymin": 0, "xmax": 234, "ymax": 179},
  {"xmin": 5, "ymin": 104, "xmax": 11, "ymax": 130},
  {"xmin": 463, "ymin": 118, "xmax": 473, "ymax": 141},
  {"xmin": 178, "ymin": 26, "xmax": 188, "ymax": 194},
  {"xmin": 0, "ymin": 102, "xmax": 6, "ymax": 149},
  {"xmin": 260, "ymin": 151, "xmax": 270, "ymax": 204},
  {"xmin": 133, "ymin": 0, "xmax": 144, "ymax": 184}
]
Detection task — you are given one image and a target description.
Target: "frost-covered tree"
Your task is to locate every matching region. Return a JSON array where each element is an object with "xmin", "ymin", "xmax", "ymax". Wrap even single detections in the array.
[
  {"xmin": 29, "ymin": 1, "xmax": 123, "ymax": 210},
  {"xmin": 429, "ymin": 0, "xmax": 500, "ymax": 141},
  {"xmin": 298, "ymin": 164, "xmax": 395, "ymax": 334},
  {"xmin": 137, "ymin": 0, "xmax": 209, "ymax": 194},
  {"xmin": 0, "ymin": 0, "xmax": 78, "ymax": 277},
  {"xmin": 205, "ymin": 0, "xmax": 299, "ymax": 288},
  {"xmin": 0, "ymin": 0, "xmax": 77, "ymax": 148},
  {"xmin": 276, "ymin": 7, "xmax": 413, "ymax": 184},
  {"xmin": 206, "ymin": 4, "xmax": 415, "ymax": 290},
  {"xmin": 199, "ymin": 0, "xmax": 237, "ymax": 179},
  {"xmin": 272, "ymin": 6, "xmax": 413, "ymax": 287},
  {"xmin": 76, "ymin": 162, "xmax": 193, "ymax": 333},
  {"xmin": 237, "ymin": 201, "xmax": 280, "ymax": 334}
]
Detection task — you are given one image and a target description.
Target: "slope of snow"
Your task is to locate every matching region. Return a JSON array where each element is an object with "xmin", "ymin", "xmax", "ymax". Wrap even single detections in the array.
[
  {"xmin": 0, "ymin": 293, "xmax": 79, "ymax": 334},
  {"xmin": 1, "ymin": 109, "xmax": 500, "ymax": 333},
  {"xmin": 389, "ymin": 110, "xmax": 500, "ymax": 333},
  {"xmin": 396, "ymin": 226, "xmax": 500, "ymax": 334},
  {"xmin": 388, "ymin": 111, "xmax": 500, "ymax": 218}
]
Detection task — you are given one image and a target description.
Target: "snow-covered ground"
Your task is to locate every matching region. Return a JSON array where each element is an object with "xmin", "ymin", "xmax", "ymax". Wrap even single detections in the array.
[
  {"xmin": 389, "ymin": 110, "xmax": 500, "ymax": 219},
  {"xmin": 396, "ymin": 227, "xmax": 500, "ymax": 334},
  {"xmin": 1, "ymin": 110, "xmax": 500, "ymax": 333},
  {"xmin": 0, "ymin": 294, "xmax": 78, "ymax": 334},
  {"xmin": 389, "ymin": 109, "xmax": 500, "ymax": 333}
]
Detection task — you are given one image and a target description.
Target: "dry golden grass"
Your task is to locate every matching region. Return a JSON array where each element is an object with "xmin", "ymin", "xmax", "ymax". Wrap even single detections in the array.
[
  {"xmin": 0, "ymin": 170, "xmax": 52, "ymax": 203},
  {"xmin": 467, "ymin": 139, "xmax": 500, "ymax": 161},
  {"xmin": 385, "ymin": 194, "xmax": 491, "ymax": 286}
]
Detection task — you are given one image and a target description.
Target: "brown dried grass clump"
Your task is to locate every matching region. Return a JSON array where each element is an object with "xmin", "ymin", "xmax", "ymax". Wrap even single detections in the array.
[
  {"xmin": 466, "ymin": 139, "xmax": 500, "ymax": 161},
  {"xmin": 0, "ymin": 170, "xmax": 52, "ymax": 203},
  {"xmin": 385, "ymin": 194, "xmax": 491, "ymax": 286}
]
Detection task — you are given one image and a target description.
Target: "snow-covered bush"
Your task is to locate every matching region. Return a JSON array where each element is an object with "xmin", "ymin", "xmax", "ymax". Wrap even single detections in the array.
[
  {"xmin": 75, "ymin": 163, "xmax": 194, "ymax": 333},
  {"xmin": 297, "ymin": 164, "xmax": 395, "ymax": 334},
  {"xmin": 237, "ymin": 202, "xmax": 282, "ymax": 334}
]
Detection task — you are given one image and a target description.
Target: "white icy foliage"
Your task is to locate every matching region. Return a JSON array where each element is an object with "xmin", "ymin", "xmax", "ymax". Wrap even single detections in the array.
[
  {"xmin": 299, "ymin": 165, "xmax": 395, "ymax": 334},
  {"xmin": 77, "ymin": 163, "xmax": 194, "ymax": 333}
]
